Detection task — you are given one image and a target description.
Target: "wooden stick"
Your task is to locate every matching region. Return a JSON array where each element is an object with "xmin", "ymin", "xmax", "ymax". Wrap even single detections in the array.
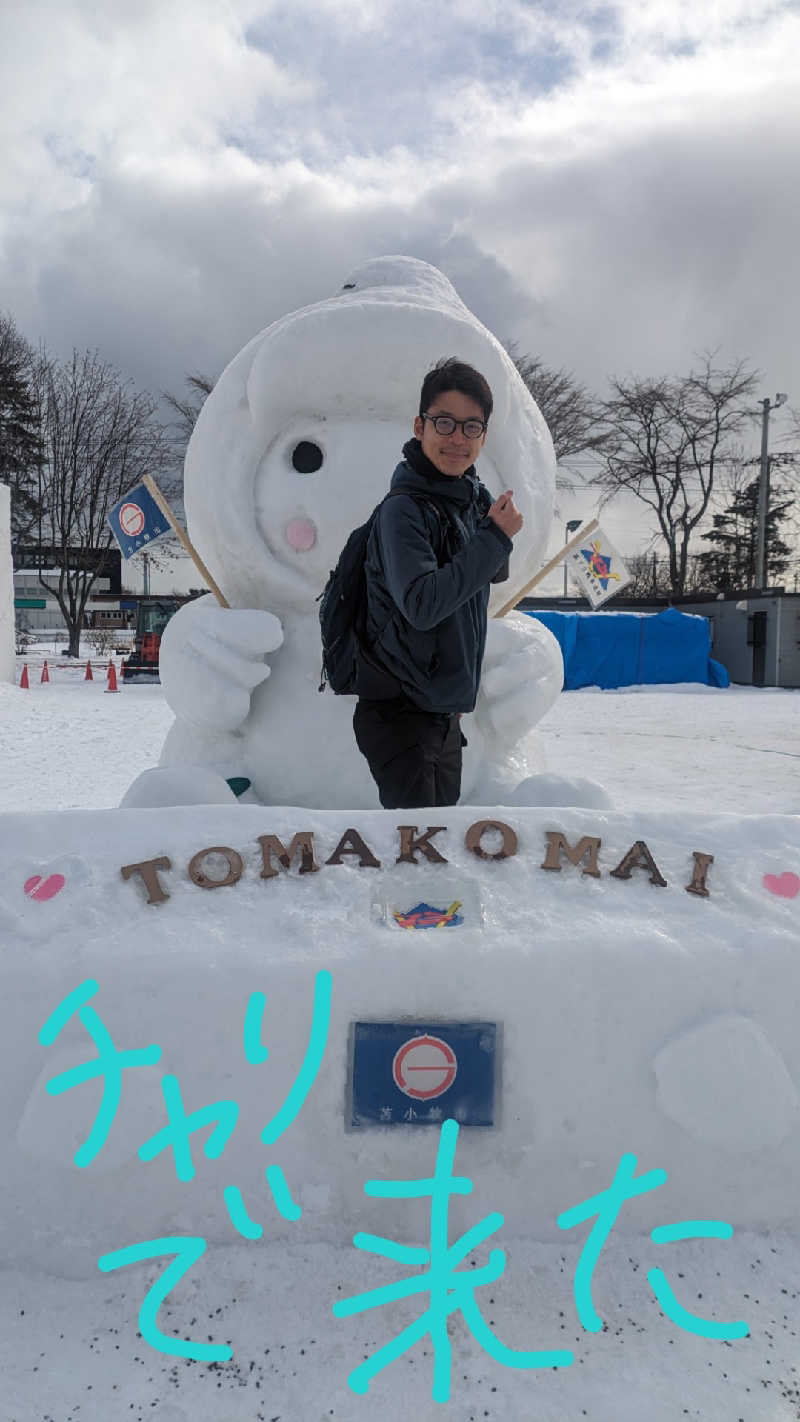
[
  {"xmin": 142, "ymin": 474, "xmax": 230, "ymax": 608},
  {"xmin": 494, "ymin": 517, "xmax": 600, "ymax": 618}
]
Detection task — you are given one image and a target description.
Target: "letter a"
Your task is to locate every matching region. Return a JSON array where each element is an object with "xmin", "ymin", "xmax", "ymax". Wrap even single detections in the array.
[
  {"xmin": 609, "ymin": 841, "xmax": 667, "ymax": 888},
  {"xmin": 325, "ymin": 829, "xmax": 381, "ymax": 868}
]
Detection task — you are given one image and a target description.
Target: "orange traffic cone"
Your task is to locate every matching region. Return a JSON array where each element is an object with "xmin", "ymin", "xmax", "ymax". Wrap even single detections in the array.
[
  {"xmin": 106, "ymin": 660, "xmax": 119, "ymax": 693},
  {"xmin": 41, "ymin": 659, "xmax": 50, "ymax": 683},
  {"xmin": 19, "ymin": 663, "xmax": 29, "ymax": 689},
  {"xmin": 106, "ymin": 658, "xmax": 113, "ymax": 681},
  {"xmin": 85, "ymin": 659, "xmax": 93, "ymax": 681}
]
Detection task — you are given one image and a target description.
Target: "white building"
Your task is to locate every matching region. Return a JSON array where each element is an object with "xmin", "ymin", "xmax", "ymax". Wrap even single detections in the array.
[{"xmin": 13, "ymin": 568, "xmax": 136, "ymax": 637}]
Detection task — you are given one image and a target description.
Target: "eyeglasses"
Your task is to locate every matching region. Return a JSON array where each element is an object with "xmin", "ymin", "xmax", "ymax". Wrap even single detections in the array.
[{"xmin": 422, "ymin": 412, "xmax": 487, "ymax": 439}]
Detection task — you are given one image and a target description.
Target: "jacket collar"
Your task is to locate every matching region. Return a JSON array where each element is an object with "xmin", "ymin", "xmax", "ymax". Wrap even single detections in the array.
[{"xmin": 397, "ymin": 438, "xmax": 478, "ymax": 508}]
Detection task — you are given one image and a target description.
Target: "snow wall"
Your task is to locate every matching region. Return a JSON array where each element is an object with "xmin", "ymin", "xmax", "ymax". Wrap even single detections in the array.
[
  {"xmin": 0, "ymin": 483, "xmax": 14, "ymax": 684},
  {"xmin": 525, "ymin": 606, "xmax": 729, "ymax": 689},
  {"xmin": 3, "ymin": 802, "xmax": 800, "ymax": 1283}
]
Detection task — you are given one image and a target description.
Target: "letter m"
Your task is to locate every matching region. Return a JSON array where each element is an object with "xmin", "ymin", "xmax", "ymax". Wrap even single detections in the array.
[
  {"xmin": 541, "ymin": 831, "xmax": 601, "ymax": 878},
  {"xmin": 258, "ymin": 833, "xmax": 319, "ymax": 880}
]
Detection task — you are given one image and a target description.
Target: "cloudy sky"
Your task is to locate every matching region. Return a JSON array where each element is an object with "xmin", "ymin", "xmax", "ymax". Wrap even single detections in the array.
[{"xmin": 2, "ymin": 0, "xmax": 798, "ymax": 577}]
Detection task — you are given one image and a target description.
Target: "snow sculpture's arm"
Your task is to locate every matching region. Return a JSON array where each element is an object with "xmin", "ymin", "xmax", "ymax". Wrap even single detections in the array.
[
  {"xmin": 474, "ymin": 612, "xmax": 563, "ymax": 744},
  {"xmin": 159, "ymin": 594, "xmax": 283, "ymax": 733}
]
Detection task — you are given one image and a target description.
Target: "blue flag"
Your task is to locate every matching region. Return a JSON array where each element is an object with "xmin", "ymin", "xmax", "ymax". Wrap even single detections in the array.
[{"xmin": 107, "ymin": 483, "xmax": 172, "ymax": 559}]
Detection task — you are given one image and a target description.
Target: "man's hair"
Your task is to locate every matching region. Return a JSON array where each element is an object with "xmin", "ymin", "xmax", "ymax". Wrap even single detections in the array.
[{"xmin": 419, "ymin": 357, "xmax": 493, "ymax": 424}]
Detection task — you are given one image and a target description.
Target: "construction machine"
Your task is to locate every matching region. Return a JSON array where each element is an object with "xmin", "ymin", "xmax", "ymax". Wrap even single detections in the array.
[{"xmin": 121, "ymin": 595, "xmax": 198, "ymax": 682}]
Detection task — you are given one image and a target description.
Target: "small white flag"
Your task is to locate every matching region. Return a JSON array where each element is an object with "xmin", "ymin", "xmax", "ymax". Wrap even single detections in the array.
[{"xmin": 564, "ymin": 526, "xmax": 631, "ymax": 607}]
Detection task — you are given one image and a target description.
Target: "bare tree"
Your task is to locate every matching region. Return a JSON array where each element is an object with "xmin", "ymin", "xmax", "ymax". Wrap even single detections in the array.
[
  {"xmin": 84, "ymin": 624, "xmax": 118, "ymax": 658},
  {"xmin": 625, "ymin": 548, "xmax": 673, "ymax": 599},
  {"xmin": 33, "ymin": 349, "xmax": 173, "ymax": 656},
  {"xmin": 162, "ymin": 371, "xmax": 214, "ymax": 445},
  {"xmin": 162, "ymin": 371, "xmax": 214, "ymax": 487},
  {"xmin": 505, "ymin": 345, "xmax": 609, "ymax": 484},
  {"xmin": 591, "ymin": 354, "xmax": 760, "ymax": 596}
]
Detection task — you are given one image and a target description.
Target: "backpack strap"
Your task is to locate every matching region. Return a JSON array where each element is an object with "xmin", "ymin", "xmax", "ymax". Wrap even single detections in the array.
[{"xmin": 382, "ymin": 488, "xmax": 455, "ymax": 564}]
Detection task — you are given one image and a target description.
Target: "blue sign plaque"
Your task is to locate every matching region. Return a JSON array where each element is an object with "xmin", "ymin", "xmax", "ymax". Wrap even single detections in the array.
[{"xmin": 350, "ymin": 1021, "xmax": 497, "ymax": 1128}]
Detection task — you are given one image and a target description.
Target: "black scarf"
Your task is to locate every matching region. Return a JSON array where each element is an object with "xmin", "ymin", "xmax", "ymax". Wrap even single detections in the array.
[{"xmin": 402, "ymin": 437, "xmax": 476, "ymax": 486}]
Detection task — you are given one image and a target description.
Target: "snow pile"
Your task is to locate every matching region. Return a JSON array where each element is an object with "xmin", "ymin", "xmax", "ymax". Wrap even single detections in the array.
[
  {"xmin": 3, "ymin": 686, "xmax": 800, "ymax": 1418},
  {"xmin": 4, "ymin": 801, "xmax": 800, "ymax": 1289}
]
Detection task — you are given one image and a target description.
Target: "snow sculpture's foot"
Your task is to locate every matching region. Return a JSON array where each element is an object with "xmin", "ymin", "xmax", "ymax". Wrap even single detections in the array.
[
  {"xmin": 120, "ymin": 766, "xmax": 240, "ymax": 809},
  {"xmin": 502, "ymin": 772, "xmax": 613, "ymax": 810}
]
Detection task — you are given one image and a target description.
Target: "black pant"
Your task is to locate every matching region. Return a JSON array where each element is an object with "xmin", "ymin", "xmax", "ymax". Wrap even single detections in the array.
[{"xmin": 353, "ymin": 697, "xmax": 464, "ymax": 809}]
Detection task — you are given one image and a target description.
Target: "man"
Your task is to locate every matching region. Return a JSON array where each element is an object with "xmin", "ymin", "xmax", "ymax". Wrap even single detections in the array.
[{"xmin": 354, "ymin": 356, "xmax": 523, "ymax": 809}]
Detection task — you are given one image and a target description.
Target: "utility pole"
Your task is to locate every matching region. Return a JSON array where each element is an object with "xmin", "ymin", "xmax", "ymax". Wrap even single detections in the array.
[{"xmin": 755, "ymin": 392, "xmax": 788, "ymax": 588}]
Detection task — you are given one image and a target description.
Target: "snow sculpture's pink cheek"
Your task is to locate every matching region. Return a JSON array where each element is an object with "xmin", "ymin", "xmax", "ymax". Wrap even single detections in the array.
[{"xmin": 285, "ymin": 519, "xmax": 317, "ymax": 552}]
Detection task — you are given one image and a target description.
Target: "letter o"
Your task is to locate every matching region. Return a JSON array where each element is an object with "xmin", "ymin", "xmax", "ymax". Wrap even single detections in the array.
[
  {"xmin": 187, "ymin": 845, "xmax": 244, "ymax": 889},
  {"xmin": 465, "ymin": 820, "xmax": 518, "ymax": 861}
]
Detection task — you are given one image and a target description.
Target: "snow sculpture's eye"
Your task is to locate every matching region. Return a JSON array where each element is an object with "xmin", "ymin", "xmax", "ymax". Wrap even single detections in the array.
[{"xmin": 291, "ymin": 441, "xmax": 323, "ymax": 474}]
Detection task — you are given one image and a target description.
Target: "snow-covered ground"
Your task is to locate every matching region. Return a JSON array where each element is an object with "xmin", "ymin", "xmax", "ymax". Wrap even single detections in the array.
[
  {"xmin": 2, "ymin": 661, "xmax": 800, "ymax": 1422},
  {"xmin": 1, "ymin": 654, "xmax": 798, "ymax": 815},
  {"xmin": 538, "ymin": 683, "xmax": 800, "ymax": 817}
]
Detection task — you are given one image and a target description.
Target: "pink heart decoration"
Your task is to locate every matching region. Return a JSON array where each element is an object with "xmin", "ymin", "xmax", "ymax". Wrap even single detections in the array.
[
  {"xmin": 763, "ymin": 872, "xmax": 800, "ymax": 900},
  {"xmin": 24, "ymin": 873, "xmax": 66, "ymax": 902}
]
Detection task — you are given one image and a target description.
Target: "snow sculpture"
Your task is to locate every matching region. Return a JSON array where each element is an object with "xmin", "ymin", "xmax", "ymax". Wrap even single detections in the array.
[{"xmin": 128, "ymin": 257, "xmax": 569, "ymax": 809}]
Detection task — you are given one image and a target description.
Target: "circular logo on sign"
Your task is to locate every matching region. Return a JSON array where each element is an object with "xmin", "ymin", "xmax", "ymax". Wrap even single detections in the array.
[
  {"xmin": 119, "ymin": 502, "xmax": 145, "ymax": 537},
  {"xmin": 392, "ymin": 1034, "xmax": 457, "ymax": 1101}
]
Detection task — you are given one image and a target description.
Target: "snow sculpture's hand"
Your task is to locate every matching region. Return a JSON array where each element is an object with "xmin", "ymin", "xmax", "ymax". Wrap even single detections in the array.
[
  {"xmin": 475, "ymin": 612, "xmax": 563, "ymax": 745},
  {"xmin": 159, "ymin": 594, "xmax": 284, "ymax": 732}
]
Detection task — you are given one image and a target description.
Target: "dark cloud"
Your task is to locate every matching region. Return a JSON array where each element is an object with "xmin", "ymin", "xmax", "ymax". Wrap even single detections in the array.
[{"xmin": 1, "ymin": 0, "xmax": 797, "ymax": 580}]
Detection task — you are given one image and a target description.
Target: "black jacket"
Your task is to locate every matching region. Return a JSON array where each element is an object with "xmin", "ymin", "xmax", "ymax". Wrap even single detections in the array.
[{"xmin": 361, "ymin": 439, "xmax": 512, "ymax": 713}]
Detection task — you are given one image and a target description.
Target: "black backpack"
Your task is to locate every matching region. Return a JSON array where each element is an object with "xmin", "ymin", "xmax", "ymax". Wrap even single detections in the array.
[{"xmin": 318, "ymin": 489, "xmax": 451, "ymax": 694}]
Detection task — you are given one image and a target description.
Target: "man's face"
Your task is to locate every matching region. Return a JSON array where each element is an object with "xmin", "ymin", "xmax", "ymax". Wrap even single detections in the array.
[{"xmin": 413, "ymin": 389, "xmax": 487, "ymax": 477}]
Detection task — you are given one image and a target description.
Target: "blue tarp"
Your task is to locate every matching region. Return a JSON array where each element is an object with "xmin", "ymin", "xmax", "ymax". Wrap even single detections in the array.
[{"xmin": 524, "ymin": 606, "xmax": 729, "ymax": 689}]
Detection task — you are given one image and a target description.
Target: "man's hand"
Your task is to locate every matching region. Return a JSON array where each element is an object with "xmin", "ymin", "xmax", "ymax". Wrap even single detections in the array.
[{"xmin": 487, "ymin": 490, "xmax": 523, "ymax": 538}]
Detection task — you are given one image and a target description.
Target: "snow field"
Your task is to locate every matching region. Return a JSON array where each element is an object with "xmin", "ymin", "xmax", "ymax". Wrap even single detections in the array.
[{"xmin": 2, "ymin": 668, "xmax": 799, "ymax": 815}]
